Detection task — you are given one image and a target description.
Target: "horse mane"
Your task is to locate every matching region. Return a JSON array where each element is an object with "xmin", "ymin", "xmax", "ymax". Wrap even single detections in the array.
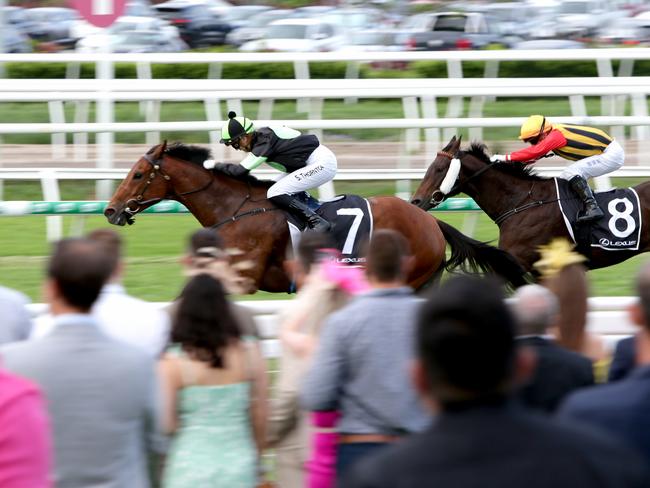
[
  {"xmin": 161, "ymin": 142, "xmax": 274, "ymax": 188},
  {"xmin": 461, "ymin": 142, "xmax": 548, "ymax": 182}
]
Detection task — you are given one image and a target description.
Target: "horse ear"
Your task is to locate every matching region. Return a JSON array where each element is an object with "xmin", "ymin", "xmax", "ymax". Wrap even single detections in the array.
[{"xmin": 160, "ymin": 140, "xmax": 168, "ymax": 154}]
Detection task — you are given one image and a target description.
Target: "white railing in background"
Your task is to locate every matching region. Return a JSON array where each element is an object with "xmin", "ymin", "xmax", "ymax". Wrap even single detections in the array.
[
  {"xmin": 25, "ymin": 297, "xmax": 638, "ymax": 357},
  {"xmin": 2, "ymin": 48, "xmax": 650, "ymax": 184}
]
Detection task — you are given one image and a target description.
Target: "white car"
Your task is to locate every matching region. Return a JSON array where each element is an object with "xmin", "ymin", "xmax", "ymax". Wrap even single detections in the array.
[
  {"xmin": 76, "ymin": 18, "xmax": 183, "ymax": 53},
  {"xmin": 239, "ymin": 18, "xmax": 345, "ymax": 52}
]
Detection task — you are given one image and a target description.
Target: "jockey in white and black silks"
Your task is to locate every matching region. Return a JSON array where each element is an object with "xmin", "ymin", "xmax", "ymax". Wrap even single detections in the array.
[
  {"xmin": 490, "ymin": 115, "xmax": 625, "ymax": 223},
  {"xmin": 205, "ymin": 111, "xmax": 337, "ymax": 232}
]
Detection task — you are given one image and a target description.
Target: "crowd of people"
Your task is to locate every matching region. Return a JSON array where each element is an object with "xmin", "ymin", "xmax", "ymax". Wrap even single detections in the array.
[{"xmin": 1, "ymin": 227, "xmax": 650, "ymax": 487}]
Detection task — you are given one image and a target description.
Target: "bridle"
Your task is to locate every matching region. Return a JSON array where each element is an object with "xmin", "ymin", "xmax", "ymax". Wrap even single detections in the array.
[
  {"xmin": 428, "ymin": 150, "xmax": 558, "ymax": 225},
  {"xmin": 428, "ymin": 150, "xmax": 498, "ymax": 207},
  {"xmin": 124, "ymin": 152, "xmax": 215, "ymax": 220}
]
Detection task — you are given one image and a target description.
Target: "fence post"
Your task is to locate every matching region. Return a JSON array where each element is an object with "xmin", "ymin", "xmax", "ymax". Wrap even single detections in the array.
[{"xmin": 40, "ymin": 170, "xmax": 62, "ymax": 242}]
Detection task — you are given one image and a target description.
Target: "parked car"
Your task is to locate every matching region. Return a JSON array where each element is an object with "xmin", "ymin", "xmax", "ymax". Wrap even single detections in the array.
[
  {"xmin": 154, "ymin": 0, "xmax": 232, "ymax": 47},
  {"xmin": 336, "ymin": 29, "xmax": 405, "ymax": 52},
  {"xmin": 597, "ymin": 17, "xmax": 650, "ymax": 45},
  {"xmin": 76, "ymin": 20, "xmax": 186, "ymax": 53},
  {"xmin": 3, "ymin": 6, "xmax": 38, "ymax": 39},
  {"xmin": 220, "ymin": 5, "xmax": 271, "ymax": 30},
  {"xmin": 240, "ymin": 18, "xmax": 345, "ymax": 52},
  {"xmin": 225, "ymin": 9, "xmax": 292, "ymax": 47},
  {"xmin": 470, "ymin": 2, "xmax": 556, "ymax": 41},
  {"xmin": 555, "ymin": 0, "xmax": 624, "ymax": 38},
  {"xmin": 401, "ymin": 12, "xmax": 504, "ymax": 51},
  {"xmin": 71, "ymin": 13, "xmax": 176, "ymax": 46},
  {"xmin": 25, "ymin": 7, "xmax": 80, "ymax": 48},
  {"xmin": 2, "ymin": 23, "xmax": 33, "ymax": 53}
]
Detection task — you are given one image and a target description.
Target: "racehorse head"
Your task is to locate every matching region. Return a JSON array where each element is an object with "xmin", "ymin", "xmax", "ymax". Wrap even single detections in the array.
[
  {"xmin": 104, "ymin": 141, "xmax": 173, "ymax": 226},
  {"xmin": 411, "ymin": 135, "xmax": 462, "ymax": 211}
]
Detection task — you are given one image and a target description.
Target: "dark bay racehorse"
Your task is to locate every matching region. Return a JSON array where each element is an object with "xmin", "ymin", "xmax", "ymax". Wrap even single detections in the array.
[
  {"xmin": 410, "ymin": 135, "xmax": 650, "ymax": 272},
  {"xmin": 104, "ymin": 141, "xmax": 528, "ymax": 293}
]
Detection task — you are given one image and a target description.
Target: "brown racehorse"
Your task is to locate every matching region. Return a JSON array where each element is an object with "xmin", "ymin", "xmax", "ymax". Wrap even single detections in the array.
[
  {"xmin": 104, "ymin": 141, "xmax": 528, "ymax": 293},
  {"xmin": 410, "ymin": 135, "xmax": 650, "ymax": 272}
]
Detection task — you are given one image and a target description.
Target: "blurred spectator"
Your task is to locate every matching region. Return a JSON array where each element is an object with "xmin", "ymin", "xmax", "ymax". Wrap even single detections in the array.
[
  {"xmin": 0, "ymin": 285, "xmax": 33, "ymax": 344},
  {"xmin": 512, "ymin": 284, "xmax": 594, "ymax": 413},
  {"xmin": 31, "ymin": 229, "xmax": 170, "ymax": 358},
  {"xmin": 174, "ymin": 228, "xmax": 258, "ymax": 338},
  {"xmin": 268, "ymin": 231, "xmax": 367, "ymax": 488},
  {"xmin": 608, "ymin": 336, "xmax": 636, "ymax": 382},
  {"xmin": 535, "ymin": 239, "xmax": 609, "ymax": 380},
  {"xmin": 0, "ymin": 368, "xmax": 51, "ymax": 488},
  {"xmin": 0, "ymin": 238, "xmax": 160, "ymax": 488},
  {"xmin": 342, "ymin": 275, "xmax": 650, "ymax": 488},
  {"xmin": 301, "ymin": 229, "xmax": 429, "ymax": 482},
  {"xmin": 557, "ymin": 261, "xmax": 650, "ymax": 464},
  {"xmin": 159, "ymin": 274, "xmax": 268, "ymax": 487}
]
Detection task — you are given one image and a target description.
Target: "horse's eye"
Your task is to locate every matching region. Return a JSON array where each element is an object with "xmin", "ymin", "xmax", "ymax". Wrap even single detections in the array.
[
  {"xmin": 133, "ymin": 172, "xmax": 143, "ymax": 180},
  {"xmin": 435, "ymin": 166, "xmax": 445, "ymax": 173}
]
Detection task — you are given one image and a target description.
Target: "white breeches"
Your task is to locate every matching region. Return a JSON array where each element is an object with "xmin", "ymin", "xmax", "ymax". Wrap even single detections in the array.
[
  {"xmin": 560, "ymin": 139, "xmax": 625, "ymax": 180},
  {"xmin": 267, "ymin": 145, "xmax": 338, "ymax": 198}
]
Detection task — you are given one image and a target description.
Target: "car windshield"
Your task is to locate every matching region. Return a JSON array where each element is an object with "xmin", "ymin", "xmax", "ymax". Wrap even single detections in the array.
[
  {"xmin": 324, "ymin": 12, "xmax": 375, "ymax": 29},
  {"xmin": 432, "ymin": 15, "xmax": 467, "ymax": 32},
  {"xmin": 266, "ymin": 24, "xmax": 307, "ymax": 39},
  {"xmin": 487, "ymin": 8, "xmax": 521, "ymax": 22},
  {"xmin": 118, "ymin": 32, "xmax": 159, "ymax": 45},
  {"xmin": 249, "ymin": 11, "xmax": 287, "ymax": 27},
  {"xmin": 111, "ymin": 21, "xmax": 147, "ymax": 33},
  {"xmin": 560, "ymin": 2, "xmax": 589, "ymax": 14},
  {"xmin": 28, "ymin": 10, "xmax": 62, "ymax": 21},
  {"xmin": 400, "ymin": 14, "xmax": 431, "ymax": 30}
]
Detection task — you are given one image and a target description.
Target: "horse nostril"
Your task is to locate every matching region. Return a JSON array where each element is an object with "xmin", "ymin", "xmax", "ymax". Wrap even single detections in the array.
[
  {"xmin": 411, "ymin": 198, "xmax": 421, "ymax": 206},
  {"xmin": 104, "ymin": 207, "xmax": 115, "ymax": 218}
]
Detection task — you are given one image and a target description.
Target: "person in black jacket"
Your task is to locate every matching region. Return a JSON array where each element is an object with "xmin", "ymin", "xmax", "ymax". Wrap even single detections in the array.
[
  {"xmin": 341, "ymin": 275, "xmax": 649, "ymax": 488},
  {"xmin": 206, "ymin": 111, "xmax": 337, "ymax": 232},
  {"xmin": 511, "ymin": 284, "xmax": 594, "ymax": 412}
]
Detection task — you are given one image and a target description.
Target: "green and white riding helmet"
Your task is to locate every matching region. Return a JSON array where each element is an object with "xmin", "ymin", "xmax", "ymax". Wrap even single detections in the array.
[{"xmin": 220, "ymin": 111, "xmax": 255, "ymax": 145}]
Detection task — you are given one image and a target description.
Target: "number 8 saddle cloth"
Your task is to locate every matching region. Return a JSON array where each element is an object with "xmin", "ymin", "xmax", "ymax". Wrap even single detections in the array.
[{"xmin": 555, "ymin": 178, "xmax": 642, "ymax": 251}]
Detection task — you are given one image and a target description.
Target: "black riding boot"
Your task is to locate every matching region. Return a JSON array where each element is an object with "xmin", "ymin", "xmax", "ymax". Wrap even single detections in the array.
[
  {"xmin": 569, "ymin": 175, "xmax": 604, "ymax": 223},
  {"xmin": 269, "ymin": 194, "xmax": 331, "ymax": 232}
]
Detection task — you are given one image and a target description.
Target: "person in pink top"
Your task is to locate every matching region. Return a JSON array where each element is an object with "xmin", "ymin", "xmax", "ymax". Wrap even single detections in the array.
[{"xmin": 0, "ymin": 367, "xmax": 51, "ymax": 488}]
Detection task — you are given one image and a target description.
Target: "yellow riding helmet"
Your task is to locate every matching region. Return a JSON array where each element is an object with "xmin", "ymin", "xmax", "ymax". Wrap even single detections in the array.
[{"xmin": 519, "ymin": 115, "xmax": 551, "ymax": 141}]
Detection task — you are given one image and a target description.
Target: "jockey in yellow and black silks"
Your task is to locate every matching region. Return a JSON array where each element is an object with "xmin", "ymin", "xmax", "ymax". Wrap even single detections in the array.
[{"xmin": 490, "ymin": 115, "xmax": 625, "ymax": 223}]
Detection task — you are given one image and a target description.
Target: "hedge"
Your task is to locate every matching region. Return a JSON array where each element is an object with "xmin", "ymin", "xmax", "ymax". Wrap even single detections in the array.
[{"xmin": 7, "ymin": 58, "xmax": 650, "ymax": 80}]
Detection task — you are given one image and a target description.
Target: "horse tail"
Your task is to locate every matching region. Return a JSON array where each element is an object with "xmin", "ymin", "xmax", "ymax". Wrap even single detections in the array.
[{"xmin": 436, "ymin": 219, "xmax": 530, "ymax": 288}]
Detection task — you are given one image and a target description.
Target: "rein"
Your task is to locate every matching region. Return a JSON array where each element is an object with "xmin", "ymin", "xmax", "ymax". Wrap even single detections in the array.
[
  {"xmin": 125, "ymin": 152, "xmax": 215, "ymax": 217},
  {"xmin": 433, "ymin": 151, "xmax": 559, "ymax": 225},
  {"xmin": 210, "ymin": 175, "xmax": 280, "ymax": 230}
]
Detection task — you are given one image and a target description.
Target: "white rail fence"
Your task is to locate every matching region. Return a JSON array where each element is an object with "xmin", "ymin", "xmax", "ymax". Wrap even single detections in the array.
[
  {"xmin": 4, "ymin": 48, "xmax": 650, "ymax": 203},
  {"xmin": 2, "ymin": 165, "xmax": 649, "ymax": 242},
  {"xmin": 26, "ymin": 297, "xmax": 638, "ymax": 357}
]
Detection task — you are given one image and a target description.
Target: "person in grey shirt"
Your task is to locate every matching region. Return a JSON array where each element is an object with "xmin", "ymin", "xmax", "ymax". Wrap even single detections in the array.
[
  {"xmin": 1, "ymin": 238, "xmax": 161, "ymax": 488},
  {"xmin": 301, "ymin": 229, "xmax": 430, "ymax": 482},
  {"xmin": 0, "ymin": 285, "xmax": 32, "ymax": 344}
]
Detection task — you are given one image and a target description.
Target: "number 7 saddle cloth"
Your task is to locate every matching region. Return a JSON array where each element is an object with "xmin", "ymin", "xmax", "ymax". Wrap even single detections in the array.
[
  {"xmin": 555, "ymin": 178, "xmax": 642, "ymax": 251},
  {"xmin": 286, "ymin": 193, "xmax": 373, "ymax": 265}
]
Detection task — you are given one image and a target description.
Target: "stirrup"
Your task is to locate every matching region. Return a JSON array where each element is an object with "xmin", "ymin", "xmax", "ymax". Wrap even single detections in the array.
[
  {"xmin": 307, "ymin": 215, "xmax": 331, "ymax": 232},
  {"xmin": 577, "ymin": 205, "xmax": 604, "ymax": 223}
]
